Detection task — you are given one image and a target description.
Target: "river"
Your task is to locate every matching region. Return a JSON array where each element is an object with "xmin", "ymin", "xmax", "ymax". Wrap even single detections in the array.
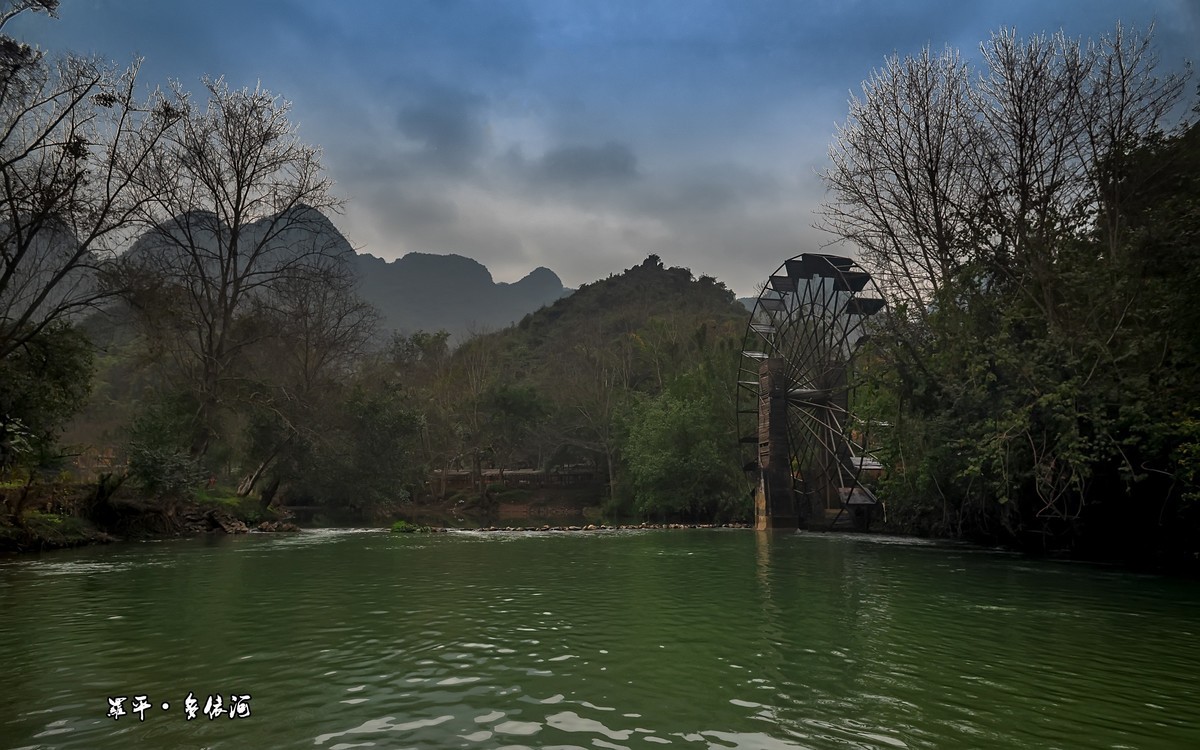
[{"xmin": 1, "ymin": 529, "xmax": 1198, "ymax": 749}]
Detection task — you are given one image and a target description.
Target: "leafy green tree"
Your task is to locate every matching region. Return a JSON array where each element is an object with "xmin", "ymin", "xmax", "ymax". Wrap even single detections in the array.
[
  {"xmin": 379, "ymin": 329, "xmax": 457, "ymax": 498},
  {"xmin": 620, "ymin": 364, "xmax": 747, "ymax": 522},
  {"xmin": 0, "ymin": 322, "xmax": 91, "ymax": 472},
  {"xmin": 297, "ymin": 385, "xmax": 425, "ymax": 509},
  {"xmin": 389, "ymin": 330, "xmax": 451, "ymax": 371},
  {"xmin": 481, "ymin": 382, "xmax": 545, "ymax": 476},
  {"xmin": 431, "ymin": 256, "xmax": 749, "ymax": 516}
]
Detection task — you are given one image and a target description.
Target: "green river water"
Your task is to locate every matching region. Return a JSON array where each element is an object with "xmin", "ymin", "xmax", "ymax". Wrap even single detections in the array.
[{"xmin": 1, "ymin": 529, "xmax": 1198, "ymax": 749}]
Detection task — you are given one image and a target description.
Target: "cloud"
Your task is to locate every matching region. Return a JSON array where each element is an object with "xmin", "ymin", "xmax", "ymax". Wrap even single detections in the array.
[
  {"xmin": 537, "ymin": 142, "xmax": 639, "ymax": 186},
  {"xmin": 9, "ymin": 0, "xmax": 1195, "ymax": 300},
  {"xmin": 629, "ymin": 164, "xmax": 781, "ymax": 219},
  {"xmin": 383, "ymin": 188, "xmax": 460, "ymax": 231},
  {"xmin": 394, "ymin": 84, "xmax": 490, "ymax": 174}
]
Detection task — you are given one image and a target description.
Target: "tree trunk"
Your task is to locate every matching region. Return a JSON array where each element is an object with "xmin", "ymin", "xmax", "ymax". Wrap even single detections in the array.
[
  {"xmin": 238, "ymin": 435, "xmax": 292, "ymax": 497},
  {"xmin": 605, "ymin": 443, "xmax": 617, "ymax": 504},
  {"xmin": 10, "ymin": 477, "xmax": 35, "ymax": 526},
  {"xmin": 259, "ymin": 476, "xmax": 281, "ymax": 511},
  {"xmin": 237, "ymin": 457, "xmax": 273, "ymax": 497},
  {"xmin": 472, "ymin": 450, "xmax": 483, "ymax": 499}
]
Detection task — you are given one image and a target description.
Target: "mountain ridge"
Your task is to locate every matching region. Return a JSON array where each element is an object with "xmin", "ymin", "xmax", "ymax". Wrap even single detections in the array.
[
  {"xmin": 125, "ymin": 207, "xmax": 572, "ymax": 340},
  {"xmin": 352, "ymin": 250, "xmax": 571, "ymax": 338}
]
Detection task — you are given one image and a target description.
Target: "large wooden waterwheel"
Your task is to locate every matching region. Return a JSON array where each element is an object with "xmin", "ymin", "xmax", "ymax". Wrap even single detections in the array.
[{"xmin": 737, "ymin": 253, "xmax": 886, "ymax": 530}]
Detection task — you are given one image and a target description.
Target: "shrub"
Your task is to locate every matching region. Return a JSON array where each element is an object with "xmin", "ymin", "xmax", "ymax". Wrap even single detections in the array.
[{"xmin": 390, "ymin": 519, "xmax": 431, "ymax": 533}]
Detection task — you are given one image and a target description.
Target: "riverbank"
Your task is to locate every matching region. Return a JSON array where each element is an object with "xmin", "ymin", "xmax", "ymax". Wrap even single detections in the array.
[
  {"xmin": 1, "ymin": 476, "xmax": 754, "ymax": 555},
  {"xmin": 0, "ymin": 479, "xmax": 289, "ymax": 555},
  {"xmin": 5, "ymin": 480, "xmax": 1196, "ymax": 576},
  {"xmin": 0, "ymin": 510, "xmax": 118, "ymax": 553}
]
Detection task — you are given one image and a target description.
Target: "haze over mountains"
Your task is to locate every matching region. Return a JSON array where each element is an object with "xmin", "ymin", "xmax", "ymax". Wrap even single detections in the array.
[
  {"xmin": 353, "ymin": 252, "xmax": 570, "ymax": 339},
  {"xmin": 126, "ymin": 206, "xmax": 572, "ymax": 340},
  {"xmin": 290, "ymin": 207, "xmax": 572, "ymax": 336}
]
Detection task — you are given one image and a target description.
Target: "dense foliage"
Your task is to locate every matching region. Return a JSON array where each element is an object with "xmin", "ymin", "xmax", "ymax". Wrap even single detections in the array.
[
  {"xmin": 386, "ymin": 255, "xmax": 752, "ymax": 521},
  {"xmin": 824, "ymin": 26, "xmax": 1200, "ymax": 561},
  {"xmin": 0, "ymin": 323, "xmax": 92, "ymax": 471},
  {"xmin": 620, "ymin": 362, "xmax": 747, "ymax": 521}
]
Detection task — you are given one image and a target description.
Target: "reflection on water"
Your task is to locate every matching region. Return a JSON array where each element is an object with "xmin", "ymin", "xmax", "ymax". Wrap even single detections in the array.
[{"xmin": 1, "ymin": 529, "xmax": 1199, "ymax": 749}]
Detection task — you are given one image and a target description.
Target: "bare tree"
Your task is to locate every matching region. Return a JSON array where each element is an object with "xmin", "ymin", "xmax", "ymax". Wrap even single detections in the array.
[
  {"xmin": 0, "ymin": 0, "xmax": 181, "ymax": 358},
  {"xmin": 1081, "ymin": 26, "xmax": 1190, "ymax": 261},
  {"xmin": 233, "ymin": 268, "xmax": 379, "ymax": 496},
  {"xmin": 819, "ymin": 46, "xmax": 976, "ymax": 317},
  {"xmin": 268, "ymin": 269, "xmax": 378, "ymax": 393},
  {"xmin": 546, "ymin": 320, "xmax": 636, "ymax": 501},
  {"xmin": 124, "ymin": 77, "xmax": 342, "ymax": 456},
  {"xmin": 819, "ymin": 24, "xmax": 1189, "ymax": 321}
]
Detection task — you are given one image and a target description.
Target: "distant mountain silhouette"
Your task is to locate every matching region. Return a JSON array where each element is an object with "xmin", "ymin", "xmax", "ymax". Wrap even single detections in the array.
[
  {"xmin": 0, "ymin": 221, "xmax": 98, "ymax": 328},
  {"xmin": 125, "ymin": 206, "xmax": 570, "ymax": 340},
  {"xmin": 353, "ymin": 252, "xmax": 570, "ymax": 339}
]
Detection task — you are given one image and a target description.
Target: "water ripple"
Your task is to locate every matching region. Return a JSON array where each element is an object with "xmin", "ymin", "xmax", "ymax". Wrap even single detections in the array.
[{"xmin": 1, "ymin": 530, "xmax": 1199, "ymax": 749}]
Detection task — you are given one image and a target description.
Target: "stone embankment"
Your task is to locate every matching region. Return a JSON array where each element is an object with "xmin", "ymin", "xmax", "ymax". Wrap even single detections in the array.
[
  {"xmin": 257, "ymin": 520, "xmax": 301, "ymax": 532},
  {"xmin": 176, "ymin": 511, "xmax": 300, "ymax": 535}
]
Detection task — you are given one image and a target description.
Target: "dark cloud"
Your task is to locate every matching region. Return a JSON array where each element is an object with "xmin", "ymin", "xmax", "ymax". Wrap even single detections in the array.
[
  {"xmin": 8, "ymin": 0, "xmax": 1195, "ymax": 297},
  {"xmin": 537, "ymin": 142, "xmax": 639, "ymax": 186},
  {"xmin": 632, "ymin": 165, "xmax": 780, "ymax": 218},
  {"xmin": 395, "ymin": 84, "xmax": 490, "ymax": 174},
  {"xmin": 382, "ymin": 189, "xmax": 460, "ymax": 231}
]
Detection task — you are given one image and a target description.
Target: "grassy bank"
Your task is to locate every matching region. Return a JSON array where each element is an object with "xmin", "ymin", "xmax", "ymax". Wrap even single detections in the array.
[{"xmin": 0, "ymin": 480, "xmax": 272, "ymax": 555}]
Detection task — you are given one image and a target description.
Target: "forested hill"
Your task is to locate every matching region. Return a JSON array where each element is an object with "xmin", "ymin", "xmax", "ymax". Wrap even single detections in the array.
[
  {"xmin": 399, "ymin": 254, "xmax": 752, "ymax": 521},
  {"xmin": 504, "ymin": 253, "xmax": 746, "ymax": 359},
  {"xmin": 60, "ymin": 249, "xmax": 755, "ymax": 524}
]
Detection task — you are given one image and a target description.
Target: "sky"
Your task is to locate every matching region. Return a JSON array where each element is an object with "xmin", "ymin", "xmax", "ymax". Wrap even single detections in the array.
[{"xmin": 9, "ymin": 0, "xmax": 1198, "ymax": 296}]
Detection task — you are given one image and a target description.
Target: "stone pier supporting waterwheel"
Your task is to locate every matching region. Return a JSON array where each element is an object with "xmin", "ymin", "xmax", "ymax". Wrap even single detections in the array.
[{"xmin": 755, "ymin": 357, "xmax": 798, "ymax": 530}]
